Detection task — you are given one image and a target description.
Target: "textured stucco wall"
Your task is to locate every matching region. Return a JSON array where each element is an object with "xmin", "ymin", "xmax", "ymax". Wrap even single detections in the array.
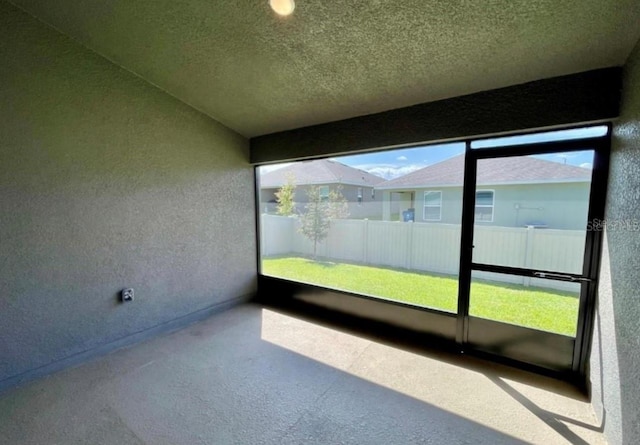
[
  {"xmin": 0, "ymin": 2, "xmax": 256, "ymax": 388},
  {"xmin": 590, "ymin": 39, "xmax": 640, "ymax": 445}
]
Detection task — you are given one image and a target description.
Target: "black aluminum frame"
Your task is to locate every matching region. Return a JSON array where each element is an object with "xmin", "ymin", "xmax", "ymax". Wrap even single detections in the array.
[
  {"xmin": 458, "ymin": 131, "xmax": 611, "ymax": 377},
  {"xmin": 254, "ymin": 124, "xmax": 611, "ymax": 385}
]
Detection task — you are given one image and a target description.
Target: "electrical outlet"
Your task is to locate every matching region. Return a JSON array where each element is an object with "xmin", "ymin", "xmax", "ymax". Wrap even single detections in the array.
[{"xmin": 121, "ymin": 288, "xmax": 134, "ymax": 302}]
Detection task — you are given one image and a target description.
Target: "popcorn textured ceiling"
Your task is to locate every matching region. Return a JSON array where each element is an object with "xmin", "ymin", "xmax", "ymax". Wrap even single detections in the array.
[{"xmin": 9, "ymin": 0, "xmax": 640, "ymax": 137}]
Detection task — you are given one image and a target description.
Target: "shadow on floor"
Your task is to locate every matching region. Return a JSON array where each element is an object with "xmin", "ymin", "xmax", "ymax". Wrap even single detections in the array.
[
  {"xmin": 487, "ymin": 375, "xmax": 604, "ymax": 445},
  {"xmin": 261, "ymin": 299, "xmax": 587, "ymax": 400},
  {"xmin": 0, "ymin": 303, "xmax": 603, "ymax": 444}
]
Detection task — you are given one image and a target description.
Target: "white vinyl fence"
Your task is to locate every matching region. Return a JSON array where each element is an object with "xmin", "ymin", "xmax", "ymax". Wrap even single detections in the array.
[{"xmin": 260, "ymin": 215, "xmax": 586, "ymax": 292}]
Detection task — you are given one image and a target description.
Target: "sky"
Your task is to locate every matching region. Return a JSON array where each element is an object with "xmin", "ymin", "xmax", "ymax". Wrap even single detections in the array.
[
  {"xmin": 335, "ymin": 143, "xmax": 464, "ymax": 180},
  {"xmin": 260, "ymin": 126, "xmax": 606, "ymax": 179}
]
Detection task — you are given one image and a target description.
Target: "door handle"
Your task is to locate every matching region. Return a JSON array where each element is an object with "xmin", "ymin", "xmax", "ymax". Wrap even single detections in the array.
[{"xmin": 533, "ymin": 272, "xmax": 591, "ymax": 283}]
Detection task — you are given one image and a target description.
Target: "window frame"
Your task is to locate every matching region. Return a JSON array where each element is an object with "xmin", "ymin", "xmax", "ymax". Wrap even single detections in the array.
[
  {"xmin": 474, "ymin": 189, "xmax": 495, "ymax": 223},
  {"xmin": 255, "ymin": 123, "xmax": 612, "ymax": 383},
  {"xmin": 319, "ymin": 185, "xmax": 330, "ymax": 202},
  {"xmin": 423, "ymin": 190, "xmax": 442, "ymax": 221}
]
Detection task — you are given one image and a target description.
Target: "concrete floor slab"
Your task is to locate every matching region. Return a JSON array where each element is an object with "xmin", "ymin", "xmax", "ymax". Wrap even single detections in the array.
[{"xmin": 0, "ymin": 304, "xmax": 605, "ymax": 444}]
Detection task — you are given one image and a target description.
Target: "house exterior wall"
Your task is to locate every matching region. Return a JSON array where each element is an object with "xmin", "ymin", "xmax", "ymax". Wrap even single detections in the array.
[
  {"xmin": 490, "ymin": 183, "xmax": 590, "ymax": 229},
  {"xmin": 383, "ymin": 182, "xmax": 591, "ymax": 230},
  {"xmin": 0, "ymin": 3, "xmax": 255, "ymax": 391},
  {"xmin": 260, "ymin": 183, "xmax": 382, "ymax": 219}
]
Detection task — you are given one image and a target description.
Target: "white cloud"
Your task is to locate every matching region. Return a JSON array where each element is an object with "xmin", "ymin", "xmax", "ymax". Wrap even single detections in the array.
[
  {"xmin": 580, "ymin": 162, "xmax": 593, "ymax": 169},
  {"xmin": 258, "ymin": 163, "xmax": 292, "ymax": 174},
  {"xmin": 396, "ymin": 156, "xmax": 408, "ymax": 161},
  {"xmin": 355, "ymin": 163, "xmax": 426, "ymax": 180}
]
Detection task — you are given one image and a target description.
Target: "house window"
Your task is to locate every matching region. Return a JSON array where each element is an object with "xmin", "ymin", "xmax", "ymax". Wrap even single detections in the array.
[
  {"xmin": 475, "ymin": 190, "xmax": 494, "ymax": 222},
  {"xmin": 371, "ymin": 189, "xmax": 375, "ymax": 200},
  {"xmin": 357, "ymin": 187, "xmax": 363, "ymax": 205},
  {"xmin": 319, "ymin": 186, "xmax": 330, "ymax": 202},
  {"xmin": 423, "ymin": 191, "xmax": 442, "ymax": 221}
]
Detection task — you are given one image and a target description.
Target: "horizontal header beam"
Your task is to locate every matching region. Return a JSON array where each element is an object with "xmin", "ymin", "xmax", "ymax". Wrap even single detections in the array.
[{"xmin": 250, "ymin": 68, "xmax": 621, "ymax": 164}]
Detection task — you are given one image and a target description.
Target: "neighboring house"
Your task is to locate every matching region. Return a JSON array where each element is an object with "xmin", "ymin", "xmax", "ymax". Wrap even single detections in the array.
[
  {"xmin": 376, "ymin": 154, "xmax": 592, "ymax": 230},
  {"xmin": 259, "ymin": 159, "xmax": 385, "ymax": 219}
]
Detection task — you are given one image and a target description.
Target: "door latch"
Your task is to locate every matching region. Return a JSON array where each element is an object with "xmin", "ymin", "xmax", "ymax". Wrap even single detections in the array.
[{"xmin": 533, "ymin": 272, "xmax": 591, "ymax": 282}]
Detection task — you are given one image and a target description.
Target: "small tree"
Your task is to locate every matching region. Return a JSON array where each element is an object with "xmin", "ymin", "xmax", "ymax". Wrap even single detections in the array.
[
  {"xmin": 298, "ymin": 185, "xmax": 349, "ymax": 259},
  {"xmin": 275, "ymin": 173, "xmax": 296, "ymax": 216},
  {"xmin": 328, "ymin": 185, "xmax": 349, "ymax": 220}
]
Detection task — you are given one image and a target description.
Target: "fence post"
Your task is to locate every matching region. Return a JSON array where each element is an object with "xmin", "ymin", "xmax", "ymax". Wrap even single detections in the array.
[
  {"xmin": 523, "ymin": 226, "xmax": 535, "ymax": 286},
  {"xmin": 363, "ymin": 219, "xmax": 369, "ymax": 264},
  {"xmin": 406, "ymin": 222, "xmax": 414, "ymax": 269},
  {"xmin": 262, "ymin": 214, "xmax": 268, "ymax": 256}
]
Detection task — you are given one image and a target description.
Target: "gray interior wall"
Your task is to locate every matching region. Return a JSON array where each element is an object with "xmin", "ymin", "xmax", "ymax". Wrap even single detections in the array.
[
  {"xmin": 0, "ymin": 2, "xmax": 256, "ymax": 390},
  {"xmin": 590, "ymin": 39, "xmax": 640, "ymax": 445}
]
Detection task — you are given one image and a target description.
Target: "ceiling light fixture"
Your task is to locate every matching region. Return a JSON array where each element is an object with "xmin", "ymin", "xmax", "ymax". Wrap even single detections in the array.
[{"xmin": 270, "ymin": 0, "xmax": 295, "ymax": 16}]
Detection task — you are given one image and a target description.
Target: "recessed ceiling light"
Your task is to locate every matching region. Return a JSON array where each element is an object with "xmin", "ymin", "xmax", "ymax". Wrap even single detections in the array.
[{"xmin": 270, "ymin": 0, "xmax": 295, "ymax": 16}]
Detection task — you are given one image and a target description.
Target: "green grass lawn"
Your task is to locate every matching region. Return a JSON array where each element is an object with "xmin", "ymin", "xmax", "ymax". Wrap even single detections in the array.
[{"xmin": 262, "ymin": 256, "xmax": 579, "ymax": 336}]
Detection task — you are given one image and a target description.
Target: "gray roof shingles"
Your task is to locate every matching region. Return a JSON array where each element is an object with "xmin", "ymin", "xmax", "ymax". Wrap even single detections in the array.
[
  {"xmin": 377, "ymin": 154, "xmax": 592, "ymax": 189},
  {"xmin": 260, "ymin": 159, "xmax": 385, "ymax": 188}
]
